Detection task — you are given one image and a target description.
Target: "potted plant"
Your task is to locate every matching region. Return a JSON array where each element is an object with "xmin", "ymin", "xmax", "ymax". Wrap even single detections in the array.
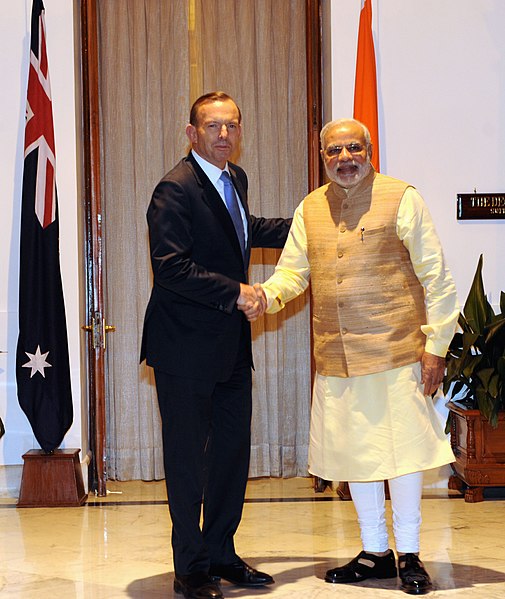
[{"xmin": 443, "ymin": 254, "xmax": 505, "ymax": 501}]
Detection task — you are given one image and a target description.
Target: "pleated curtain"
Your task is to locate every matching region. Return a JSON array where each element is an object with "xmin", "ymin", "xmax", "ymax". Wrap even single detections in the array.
[{"xmin": 96, "ymin": 0, "xmax": 311, "ymax": 480}]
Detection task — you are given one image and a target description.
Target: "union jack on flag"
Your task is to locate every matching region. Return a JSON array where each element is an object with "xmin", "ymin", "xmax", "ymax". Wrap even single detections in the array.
[
  {"xmin": 24, "ymin": 0, "xmax": 56, "ymax": 228},
  {"xmin": 16, "ymin": 0, "xmax": 73, "ymax": 454}
]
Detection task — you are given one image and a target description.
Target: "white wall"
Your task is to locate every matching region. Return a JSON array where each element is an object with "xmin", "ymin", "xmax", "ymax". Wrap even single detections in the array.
[
  {"xmin": 0, "ymin": 1, "xmax": 82, "ymax": 493},
  {"xmin": 329, "ymin": 0, "xmax": 505, "ymax": 307}
]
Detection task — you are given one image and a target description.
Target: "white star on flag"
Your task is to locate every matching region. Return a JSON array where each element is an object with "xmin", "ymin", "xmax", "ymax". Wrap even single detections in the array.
[{"xmin": 22, "ymin": 345, "xmax": 52, "ymax": 378}]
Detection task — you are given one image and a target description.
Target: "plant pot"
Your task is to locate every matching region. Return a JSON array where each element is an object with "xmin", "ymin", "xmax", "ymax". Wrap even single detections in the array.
[{"xmin": 448, "ymin": 401, "xmax": 505, "ymax": 502}]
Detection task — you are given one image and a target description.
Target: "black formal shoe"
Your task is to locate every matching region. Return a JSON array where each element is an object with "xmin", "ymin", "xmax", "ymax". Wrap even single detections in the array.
[
  {"xmin": 209, "ymin": 558, "xmax": 274, "ymax": 587},
  {"xmin": 174, "ymin": 572, "xmax": 223, "ymax": 599},
  {"xmin": 325, "ymin": 549, "xmax": 398, "ymax": 584},
  {"xmin": 398, "ymin": 553, "xmax": 433, "ymax": 595}
]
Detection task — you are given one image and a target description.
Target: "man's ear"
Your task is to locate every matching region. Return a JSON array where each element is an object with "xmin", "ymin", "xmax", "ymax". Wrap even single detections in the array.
[
  {"xmin": 186, "ymin": 124, "xmax": 196, "ymax": 144},
  {"xmin": 368, "ymin": 143, "xmax": 373, "ymax": 160}
]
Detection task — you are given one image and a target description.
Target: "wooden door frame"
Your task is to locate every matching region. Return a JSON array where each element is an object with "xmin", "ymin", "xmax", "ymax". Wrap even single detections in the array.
[
  {"xmin": 79, "ymin": 0, "xmax": 323, "ymax": 496},
  {"xmin": 306, "ymin": 0, "xmax": 324, "ymax": 193},
  {"xmin": 80, "ymin": 0, "xmax": 107, "ymax": 496}
]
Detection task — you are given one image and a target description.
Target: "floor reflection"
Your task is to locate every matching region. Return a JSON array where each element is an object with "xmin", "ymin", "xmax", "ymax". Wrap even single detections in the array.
[{"xmin": 1, "ymin": 477, "xmax": 504, "ymax": 598}]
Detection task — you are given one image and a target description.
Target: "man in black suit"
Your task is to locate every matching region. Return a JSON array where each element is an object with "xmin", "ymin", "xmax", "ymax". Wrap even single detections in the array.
[{"xmin": 141, "ymin": 91, "xmax": 291, "ymax": 599}]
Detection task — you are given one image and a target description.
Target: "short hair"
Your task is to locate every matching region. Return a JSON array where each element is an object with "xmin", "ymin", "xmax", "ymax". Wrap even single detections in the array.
[
  {"xmin": 320, "ymin": 118, "xmax": 371, "ymax": 149},
  {"xmin": 189, "ymin": 91, "xmax": 242, "ymax": 126}
]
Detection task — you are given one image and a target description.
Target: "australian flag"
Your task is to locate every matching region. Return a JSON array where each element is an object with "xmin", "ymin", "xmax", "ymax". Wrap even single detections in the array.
[{"xmin": 16, "ymin": 0, "xmax": 73, "ymax": 453}]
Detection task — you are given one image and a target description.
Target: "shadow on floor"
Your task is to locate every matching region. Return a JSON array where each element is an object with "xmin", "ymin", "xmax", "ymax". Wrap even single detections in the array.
[{"xmin": 126, "ymin": 556, "xmax": 505, "ymax": 597}]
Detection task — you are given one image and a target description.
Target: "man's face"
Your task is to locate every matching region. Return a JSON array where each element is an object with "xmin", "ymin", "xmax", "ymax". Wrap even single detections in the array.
[
  {"xmin": 186, "ymin": 99, "xmax": 241, "ymax": 169},
  {"xmin": 321, "ymin": 122, "xmax": 372, "ymax": 188}
]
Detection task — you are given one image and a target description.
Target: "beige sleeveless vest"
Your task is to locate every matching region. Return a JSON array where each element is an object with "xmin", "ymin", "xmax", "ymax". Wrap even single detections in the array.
[{"xmin": 304, "ymin": 169, "xmax": 426, "ymax": 377}]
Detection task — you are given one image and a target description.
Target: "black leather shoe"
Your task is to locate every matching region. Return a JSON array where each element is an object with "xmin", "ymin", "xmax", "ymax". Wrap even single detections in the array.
[
  {"xmin": 174, "ymin": 572, "xmax": 223, "ymax": 599},
  {"xmin": 398, "ymin": 553, "xmax": 432, "ymax": 595},
  {"xmin": 325, "ymin": 549, "xmax": 398, "ymax": 583},
  {"xmin": 209, "ymin": 558, "xmax": 274, "ymax": 587}
]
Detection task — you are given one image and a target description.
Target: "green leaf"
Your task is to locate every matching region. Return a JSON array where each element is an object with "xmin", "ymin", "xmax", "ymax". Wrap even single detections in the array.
[
  {"xmin": 445, "ymin": 255, "xmax": 505, "ymax": 426},
  {"xmin": 462, "ymin": 354, "xmax": 484, "ymax": 378},
  {"xmin": 460, "ymin": 332, "xmax": 480, "ymax": 361},
  {"xmin": 475, "ymin": 387, "xmax": 493, "ymax": 421},
  {"xmin": 488, "ymin": 373, "xmax": 500, "ymax": 398},
  {"xmin": 457, "ymin": 313, "xmax": 472, "ymax": 334},
  {"xmin": 490, "ymin": 403, "xmax": 500, "ymax": 428},
  {"xmin": 497, "ymin": 356, "xmax": 505, "ymax": 380},
  {"xmin": 463, "ymin": 255, "xmax": 490, "ymax": 334},
  {"xmin": 444, "ymin": 412, "xmax": 452, "ymax": 435},
  {"xmin": 477, "ymin": 367, "xmax": 495, "ymax": 390},
  {"xmin": 485, "ymin": 315, "xmax": 505, "ymax": 344},
  {"xmin": 448, "ymin": 331, "xmax": 464, "ymax": 352}
]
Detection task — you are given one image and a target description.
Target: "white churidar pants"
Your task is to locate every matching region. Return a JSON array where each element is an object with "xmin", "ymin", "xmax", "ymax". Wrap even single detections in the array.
[{"xmin": 349, "ymin": 471, "xmax": 423, "ymax": 553}]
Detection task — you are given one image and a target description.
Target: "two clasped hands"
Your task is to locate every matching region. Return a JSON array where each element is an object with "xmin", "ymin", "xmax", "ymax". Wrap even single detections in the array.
[{"xmin": 237, "ymin": 283, "xmax": 267, "ymax": 322}]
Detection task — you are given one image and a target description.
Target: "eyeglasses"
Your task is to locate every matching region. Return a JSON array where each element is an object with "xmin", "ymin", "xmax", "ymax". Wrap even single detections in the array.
[{"xmin": 324, "ymin": 143, "xmax": 365, "ymax": 157}]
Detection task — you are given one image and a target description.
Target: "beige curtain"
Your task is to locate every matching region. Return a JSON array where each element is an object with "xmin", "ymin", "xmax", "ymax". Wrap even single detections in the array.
[{"xmin": 97, "ymin": 0, "xmax": 311, "ymax": 480}]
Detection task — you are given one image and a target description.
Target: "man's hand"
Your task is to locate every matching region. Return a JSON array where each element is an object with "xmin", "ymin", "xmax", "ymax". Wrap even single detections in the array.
[
  {"xmin": 237, "ymin": 283, "xmax": 266, "ymax": 322},
  {"xmin": 421, "ymin": 352, "xmax": 446, "ymax": 396}
]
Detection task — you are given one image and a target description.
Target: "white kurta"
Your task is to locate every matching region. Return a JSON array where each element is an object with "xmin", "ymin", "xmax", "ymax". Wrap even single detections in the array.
[
  {"xmin": 263, "ymin": 186, "xmax": 459, "ymax": 481},
  {"xmin": 309, "ymin": 364, "xmax": 454, "ymax": 481}
]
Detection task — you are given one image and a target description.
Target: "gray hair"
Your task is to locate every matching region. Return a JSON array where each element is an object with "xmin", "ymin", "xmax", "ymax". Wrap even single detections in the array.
[{"xmin": 320, "ymin": 118, "xmax": 371, "ymax": 149}]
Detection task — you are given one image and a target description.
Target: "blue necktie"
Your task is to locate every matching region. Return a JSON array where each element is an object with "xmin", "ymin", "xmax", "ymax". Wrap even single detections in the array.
[{"xmin": 220, "ymin": 171, "xmax": 245, "ymax": 258}]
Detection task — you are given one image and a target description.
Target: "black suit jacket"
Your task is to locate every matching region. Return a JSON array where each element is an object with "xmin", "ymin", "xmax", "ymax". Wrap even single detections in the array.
[{"xmin": 140, "ymin": 153, "xmax": 291, "ymax": 382}]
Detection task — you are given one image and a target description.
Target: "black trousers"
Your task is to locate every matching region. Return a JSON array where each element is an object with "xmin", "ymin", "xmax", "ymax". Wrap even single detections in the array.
[{"xmin": 154, "ymin": 348, "xmax": 252, "ymax": 575}]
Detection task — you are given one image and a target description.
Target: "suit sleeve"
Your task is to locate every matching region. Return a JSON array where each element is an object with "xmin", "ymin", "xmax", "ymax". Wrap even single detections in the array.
[
  {"xmin": 147, "ymin": 179, "xmax": 240, "ymax": 313},
  {"xmin": 231, "ymin": 163, "xmax": 292, "ymax": 249},
  {"xmin": 250, "ymin": 215, "xmax": 293, "ymax": 248}
]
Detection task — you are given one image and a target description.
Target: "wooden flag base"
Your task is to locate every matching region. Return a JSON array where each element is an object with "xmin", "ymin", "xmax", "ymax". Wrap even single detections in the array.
[{"xmin": 17, "ymin": 448, "xmax": 88, "ymax": 507}]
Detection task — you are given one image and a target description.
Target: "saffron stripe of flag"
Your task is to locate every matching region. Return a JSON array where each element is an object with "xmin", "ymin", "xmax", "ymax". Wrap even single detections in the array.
[
  {"xmin": 16, "ymin": 0, "xmax": 73, "ymax": 454},
  {"xmin": 353, "ymin": 0, "xmax": 380, "ymax": 172}
]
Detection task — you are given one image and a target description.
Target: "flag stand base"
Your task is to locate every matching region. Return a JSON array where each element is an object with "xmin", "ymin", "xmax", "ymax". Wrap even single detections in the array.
[{"xmin": 17, "ymin": 448, "xmax": 88, "ymax": 507}]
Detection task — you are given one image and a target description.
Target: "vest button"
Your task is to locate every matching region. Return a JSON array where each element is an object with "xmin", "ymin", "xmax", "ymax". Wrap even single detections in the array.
[
  {"xmin": 341, "ymin": 328, "xmax": 348, "ymax": 335},
  {"xmin": 338, "ymin": 251, "xmax": 343, "ymax": 259},
  {"xmin": 342, "ymin": 203, "xmax": 349, "ymax": 209},
  {"xmin": 340, "ymin": 226, "xmax": 346, "ymax": 233},
  {"xmin": 337, "ymin": 278, "xmax": 343, "ymax": 284}
]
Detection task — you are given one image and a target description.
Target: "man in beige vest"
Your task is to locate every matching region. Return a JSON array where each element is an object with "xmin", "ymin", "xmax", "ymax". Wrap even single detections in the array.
[{"xmin": 249, "ymin": 119, "xmax": 459, "ymax": 595}]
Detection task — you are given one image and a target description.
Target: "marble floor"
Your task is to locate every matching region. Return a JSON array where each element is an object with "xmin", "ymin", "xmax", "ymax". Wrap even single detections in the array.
[{"xmin": 0, "ymin": 477, "xmax": 504, "ymax": 598}]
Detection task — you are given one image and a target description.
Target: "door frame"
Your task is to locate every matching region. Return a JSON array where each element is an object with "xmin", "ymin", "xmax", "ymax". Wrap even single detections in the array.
[{"xmin": 80, "ymin": 0, "xmax": 107, "ymax": 495}]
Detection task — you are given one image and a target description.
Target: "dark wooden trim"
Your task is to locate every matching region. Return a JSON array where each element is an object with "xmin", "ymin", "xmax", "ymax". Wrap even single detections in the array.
[
  {"xmin": 306, "ymin": 0, "xmax": 324, "ymax": 193},
  {"xmin": 305, "ymin": 0, "xmax": 322, "ymax": 401},
  {"xmin": 80, "ymin": 0, "xmax": 107, "ymax": 497},
  {"xmin": 306, "ymin": 2, "xmax": 322, "ymax": 495}
]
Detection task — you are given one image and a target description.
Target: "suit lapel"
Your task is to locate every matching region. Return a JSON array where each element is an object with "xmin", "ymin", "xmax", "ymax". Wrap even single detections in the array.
[{"xmin": 185, "ymin": 154, "xmax": 247, "ymax": 264}]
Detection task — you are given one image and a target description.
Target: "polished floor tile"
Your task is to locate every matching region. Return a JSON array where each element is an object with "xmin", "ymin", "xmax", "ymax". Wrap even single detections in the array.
[{"xmin": 0, "ymin": 477, "xmax": 504, "ymax": 598}]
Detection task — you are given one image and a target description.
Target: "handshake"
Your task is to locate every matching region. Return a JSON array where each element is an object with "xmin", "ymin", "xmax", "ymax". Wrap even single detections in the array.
[{"xmin": 237, "ymin": 283, "xmax": 267, "ymax": 322}]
